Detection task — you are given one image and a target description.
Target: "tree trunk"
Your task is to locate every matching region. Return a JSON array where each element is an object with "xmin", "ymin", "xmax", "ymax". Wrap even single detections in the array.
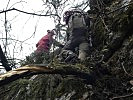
[{"xmin": 0, "ymin": 45, "xmax": 11, "ymax": 71}]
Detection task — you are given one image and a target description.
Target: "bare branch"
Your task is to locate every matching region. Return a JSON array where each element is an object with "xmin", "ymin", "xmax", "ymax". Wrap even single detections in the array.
[
  {"xmin": 107, "ymin": 2, "xmax": 133, "ymax": 15},
  {"xmin": 9, "ymin": 0, "xmax": 27, "ymax": 9},
  {"xmin": 110, "ymin": 93, "xmax": 133, "ymax": 100},
  {"xmin": 0, "ymin": 38, "xmax": 32, "ymax": 45},
  {"xmin": 121, "ymin": 62, "xmax": 133, "ymax": 77},
  {"xmin": 4, "ymin": 12, "xmax": 8, "ymax": 54},
  {"xmin": 6, "ymin": 0, "xmax": 11, "ymax": 10},
  {"xmin": 0, "ymin": 8, "xmax": 60, "ymax": 18}
]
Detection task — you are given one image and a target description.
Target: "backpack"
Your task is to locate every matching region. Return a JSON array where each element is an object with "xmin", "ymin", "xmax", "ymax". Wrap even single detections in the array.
[{"xmin": 68, "ymin": 12, "xmax": 87, "ymax": 30}]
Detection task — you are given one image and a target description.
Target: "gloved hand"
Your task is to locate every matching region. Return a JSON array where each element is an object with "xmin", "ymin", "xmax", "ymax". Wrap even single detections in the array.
[
  {"xmin": 36, "ymin": 43, "xmax": 38, "ymax": 47},
  {"xmin": 59, "ymin": 44, "xmax": 64, "ymax": 48}
]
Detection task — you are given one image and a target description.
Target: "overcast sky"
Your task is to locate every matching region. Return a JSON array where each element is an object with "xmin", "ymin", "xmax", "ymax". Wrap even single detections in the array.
[{"xmin": 0, "ymin": 0, "xmax": 56, "ymax": 60}]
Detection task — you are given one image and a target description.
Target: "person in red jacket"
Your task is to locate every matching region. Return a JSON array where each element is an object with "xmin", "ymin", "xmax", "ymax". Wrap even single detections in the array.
[
  {"xmin": 33, "ymin": 30, "xmax": 55, "ymax": 64},
  {"xmin": 35, "ymin": 29, "xmax": 63, "ymax": 64},
  {"xmin": 36, "ymin": 30, "xmax": 55, "ymax": 53}
]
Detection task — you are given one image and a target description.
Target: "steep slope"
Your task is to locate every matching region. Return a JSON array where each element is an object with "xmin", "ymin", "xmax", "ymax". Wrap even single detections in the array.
[{"xmin": 0, "ymin": 0, "xmax": 133, "ymax": 100}]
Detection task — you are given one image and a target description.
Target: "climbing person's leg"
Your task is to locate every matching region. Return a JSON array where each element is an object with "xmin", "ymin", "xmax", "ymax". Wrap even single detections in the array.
[{"xmin": 78, "ymin": 42, "xmax": 89, "ymax": 61}]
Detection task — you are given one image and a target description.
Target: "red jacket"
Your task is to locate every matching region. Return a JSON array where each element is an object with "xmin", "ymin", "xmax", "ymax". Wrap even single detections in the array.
[{"xmin": 36, "ymin": 34, "xmax": 53, "ymax": 53}]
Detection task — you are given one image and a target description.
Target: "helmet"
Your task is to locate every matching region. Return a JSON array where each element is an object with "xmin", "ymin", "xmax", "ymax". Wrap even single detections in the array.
[
  {"xmin": 47, "ymin": 30, "xmax": 55, "ymax": 35},
  {"xmin": 63, "ymin": 10, "xmax": 73, "ymax": 24},
  {"xmin": 63, "ymin": 9, "xmax": 85, "ymax": 24}
]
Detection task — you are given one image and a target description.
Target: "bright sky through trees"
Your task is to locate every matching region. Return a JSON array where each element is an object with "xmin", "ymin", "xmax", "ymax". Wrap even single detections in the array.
[
  {"xmin": 0, "ymin": 0, "xmax": 56, "ymax": 60},
  {"xmin": 0, "ymin": 0, "xmax": 90, "ymax": 68}
]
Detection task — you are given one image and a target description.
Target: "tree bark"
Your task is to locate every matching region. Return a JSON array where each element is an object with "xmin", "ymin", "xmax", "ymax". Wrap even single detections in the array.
[
  {"xmin": 0, "ymin": 45, "xmax": 11, "ymax": 71},
  {"xmin": 0, "ymin": 64, "xmax": 96, "ymax": 86}
]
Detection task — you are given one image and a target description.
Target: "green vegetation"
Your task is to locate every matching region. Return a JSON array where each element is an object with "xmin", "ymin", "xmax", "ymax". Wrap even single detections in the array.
[{"xmin": 0, "ymin": 0, "xmax": 133, "ymax": 100}]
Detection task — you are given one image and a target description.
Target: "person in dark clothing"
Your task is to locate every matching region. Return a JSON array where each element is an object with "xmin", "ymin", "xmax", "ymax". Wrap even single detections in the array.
[{"xmin": 60, "ymin": 9, "xmax": 91, "ymax": 61}]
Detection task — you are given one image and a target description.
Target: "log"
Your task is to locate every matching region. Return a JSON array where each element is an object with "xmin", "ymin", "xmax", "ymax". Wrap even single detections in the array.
[{"xmin": 0, "ymin": 64, "xmax": 95, "ymax": 86}]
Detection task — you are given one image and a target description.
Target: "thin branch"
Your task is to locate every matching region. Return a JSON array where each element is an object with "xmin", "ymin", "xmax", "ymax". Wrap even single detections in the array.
[
  {"xmin": 6, "ymin": 0, "xmax": 11, "ymax": 10},
  {"xmin": 121, "ymin": 62, "xmax": 133, "ymax": 77},
  {"xmin": 0, "ymin": 68, "xmax": 5, "ymax": 69},
  {"xmin": 107, "ymin": 2, "xmax": 133, "ymax": 15},
  {"xmin": 0, "ymin": 38, "xmax": 32, "ymax": 45},
  {"xmin": 0, "ymin": 8, "xmax": 60, "ymax": 18},
  {"xmin": 110, "ymin": 93, "xmax": 133, "ymax": 100},
  {"xmin": 9, "ymin": 0, "xmax": 27, "ymax": 9},
  {"xmin": 83, "ymin": 1, "xmax": 90, "ymax": 11},
  {"xmin": 4, "ymin": 12, "xmax": 8, "ymax": 54},
  {"xmin": 100, "ymin": 15, "xmax": 110, "ymax": 32},
  {"xmin": 20, "ymin": 17, "xmax": 39, "ymax": 44}
]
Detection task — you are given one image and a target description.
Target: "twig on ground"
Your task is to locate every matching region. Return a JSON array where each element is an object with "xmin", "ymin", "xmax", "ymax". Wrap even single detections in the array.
[
  {"xmin": 121, "ymin": 62, "xmax": 133, "ymax": 77},
  {"xmin": 110, "ymin": 93, "xmax": 133, "ymax": 100}
]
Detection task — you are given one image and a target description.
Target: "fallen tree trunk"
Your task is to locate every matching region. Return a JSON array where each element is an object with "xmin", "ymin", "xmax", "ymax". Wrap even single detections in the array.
[{"xmin": 0, "ymin": 64, "xmax": 95, "ymax": 86}]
